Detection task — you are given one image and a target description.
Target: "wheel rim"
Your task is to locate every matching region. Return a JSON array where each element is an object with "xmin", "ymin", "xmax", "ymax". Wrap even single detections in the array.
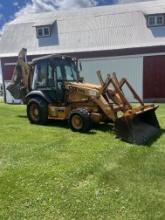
[
  {"xmin": 30, "ymin": 103, "xmax": 39, "ymax": 121},
  {"xmin": 71, "ymin": 114, "xmax": 83, "ymax": 130}
]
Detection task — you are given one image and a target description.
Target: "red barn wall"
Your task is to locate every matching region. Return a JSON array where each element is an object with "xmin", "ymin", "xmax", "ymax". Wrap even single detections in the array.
[
  {"xmin": 1, "ymin": 49, "xmax": 165, "ymax": 102},
  {"xmin": 144, "ymin": 55, "xmax": 165, "ymax": 99}
]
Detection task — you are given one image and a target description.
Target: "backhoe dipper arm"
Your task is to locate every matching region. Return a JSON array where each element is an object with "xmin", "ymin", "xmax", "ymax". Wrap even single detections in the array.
[{"xmin": 6, "ymin": 48, "xmax": 32, "ymax": 101}]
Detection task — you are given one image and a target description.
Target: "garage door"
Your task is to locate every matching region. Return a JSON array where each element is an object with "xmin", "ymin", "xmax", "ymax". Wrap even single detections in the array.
[
  {"xmin": 144, "ymin": 55, "xmax": 165, "ymax": 99},
  {"xmin": 80, "ymin": 56, "xmax": 143, "ymax": 102}
]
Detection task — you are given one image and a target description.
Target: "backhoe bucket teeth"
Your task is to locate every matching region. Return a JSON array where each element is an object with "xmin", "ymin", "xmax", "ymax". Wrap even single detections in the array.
[{"xmin": 115, "ymin": 107, "xmax": 160, "ymax": 145}]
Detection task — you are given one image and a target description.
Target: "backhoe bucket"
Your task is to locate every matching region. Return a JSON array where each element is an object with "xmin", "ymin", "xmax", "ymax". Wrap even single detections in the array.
[
  {"xmin": 7, "ymin": 83, "xmax": 27, "ymax": 100},
  {"xmin": 115, "ymin": 107, "xmax": 160, "ymax": 145}
]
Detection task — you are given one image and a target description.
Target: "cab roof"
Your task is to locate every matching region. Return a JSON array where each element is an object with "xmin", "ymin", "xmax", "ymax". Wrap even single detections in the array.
[{"xmin": 32, "ymin": 54, "xmax": 76, "ymax": 64}]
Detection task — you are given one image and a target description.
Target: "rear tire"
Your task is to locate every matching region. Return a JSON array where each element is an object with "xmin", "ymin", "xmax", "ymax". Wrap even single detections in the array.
[
  {"xmin": 68, "ymin": 109, "xmax": 91, "ymax": 132},
  {"xmin": 27, "ymin": 97, "xmax": 48, "ymax": 125}
]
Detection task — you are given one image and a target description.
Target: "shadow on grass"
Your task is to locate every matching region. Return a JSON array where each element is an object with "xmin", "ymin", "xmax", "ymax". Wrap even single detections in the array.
[
  {"xmin": 17, "ymin": 114, "xmax": 164, "ymax": 146},
  {"xmin": 18, "ymin": 115, "xmax": 27, "ymax": 119},
  {"xmin": 92, "ymin": 122, "xmax": 114, "ymax": 132},
  {"xmin": 44, "ymin": 120, "xmax": 114, "ymax": 135},
  {"xmin": 146, "ymin": 128, "xmax": 165, "ymax": 147},
  {"xmin": 23, "ymin": 118, "xmax": 114, "ymax": 135}
]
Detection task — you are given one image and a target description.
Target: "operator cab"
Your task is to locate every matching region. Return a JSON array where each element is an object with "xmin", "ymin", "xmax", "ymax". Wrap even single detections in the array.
[{"xmin": 32, "ymin": 55, "xmax": 81, "ymax": 103}]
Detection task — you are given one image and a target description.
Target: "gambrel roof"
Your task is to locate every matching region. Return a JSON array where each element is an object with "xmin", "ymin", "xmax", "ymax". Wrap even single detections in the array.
[{"xmin": 0, "ymin": 0, "xmax": 165, "ymax": 57}]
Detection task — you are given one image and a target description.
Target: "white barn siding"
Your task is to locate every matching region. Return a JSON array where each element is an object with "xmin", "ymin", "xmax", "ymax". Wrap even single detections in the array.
[
  {"xmin": 1, "ymin": 1, "xmax": 165, "ymax": 57},
  {"xmin": 80, "ymin": 56, "xmax": 143, "ymax": 102}
]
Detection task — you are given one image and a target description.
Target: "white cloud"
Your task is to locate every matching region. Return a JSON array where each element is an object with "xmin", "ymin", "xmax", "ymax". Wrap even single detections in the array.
[
  {"xmin": 15, "ymin": 0, "xmax": 98, "ymax": 17},
  {"xmin": 13, "ymin": 2, "xmax": 19, "ymax": 7},
  {"xmin": 0, "ymin": 0, "xmax": 98, "ymax": 37}
]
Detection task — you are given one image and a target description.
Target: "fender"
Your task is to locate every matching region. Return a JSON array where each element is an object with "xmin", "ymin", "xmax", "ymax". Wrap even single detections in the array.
[{"xmin": 25, "ymin": 90, "xmax": 52, "ymax": 104}]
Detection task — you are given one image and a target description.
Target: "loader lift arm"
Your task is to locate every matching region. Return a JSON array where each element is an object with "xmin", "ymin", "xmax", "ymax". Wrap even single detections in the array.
[{"xmin": 95, "ymin": 71, "xmax": 160, "ymax": 144}]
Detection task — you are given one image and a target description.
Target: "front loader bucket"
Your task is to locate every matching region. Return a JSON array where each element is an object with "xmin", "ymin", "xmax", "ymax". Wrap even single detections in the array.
[{"xmin": 115, "ymin": 107, "xmax": 160, "ymax": 145}]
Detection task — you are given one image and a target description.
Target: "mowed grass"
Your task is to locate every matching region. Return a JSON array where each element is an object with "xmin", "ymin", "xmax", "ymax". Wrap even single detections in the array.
[{"xmin": 0, "ymin": 102, "xmax": 165, "ymax": 220}]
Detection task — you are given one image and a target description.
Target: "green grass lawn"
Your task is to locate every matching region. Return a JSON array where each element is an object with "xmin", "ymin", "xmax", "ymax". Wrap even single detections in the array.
[{"xmin": 0, "ymin": 102, "xmax": 165, "ymax": 220}]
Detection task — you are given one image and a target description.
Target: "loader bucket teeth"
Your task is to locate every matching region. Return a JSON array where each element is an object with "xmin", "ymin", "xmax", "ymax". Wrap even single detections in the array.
[{"xmin": 115, "ymin": 108, "xmax": 160, "ymax": 145}]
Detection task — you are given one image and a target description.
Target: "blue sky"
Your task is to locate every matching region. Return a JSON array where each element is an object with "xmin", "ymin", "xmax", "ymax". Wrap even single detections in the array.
[
  {"xmin": 0, "ymin": 0, "xmax": 27, "ymax": 28},
  {"xmin": 0, "ymin": 0, "xmax": 116, "ymax": 30}
]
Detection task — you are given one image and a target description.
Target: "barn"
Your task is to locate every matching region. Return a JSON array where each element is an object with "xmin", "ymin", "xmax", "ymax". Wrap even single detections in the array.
[{"xmin": 0, "ymin": 0, "xmax": 165, "ymax": 103}]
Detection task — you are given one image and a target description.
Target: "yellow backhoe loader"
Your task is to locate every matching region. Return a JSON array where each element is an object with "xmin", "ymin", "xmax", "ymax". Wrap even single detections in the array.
[{"xmin": 7, "ymin": 48, "xmax": 160, "ymax": 144}]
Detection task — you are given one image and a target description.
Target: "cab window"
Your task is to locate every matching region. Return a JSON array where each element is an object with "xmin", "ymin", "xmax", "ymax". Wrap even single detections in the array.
[
  {"xmin": 55, "ymin": 66, "xmax": 63, "ymax": 81},
  {"xmin": 37, "ymin": 62, "xmax": 47, "ymax": 87},
  {"xmin": 64, "ymin": 63, "xmax": 77, "ymax": 81},
  {"xmin": 47, "ymin": 64, "xmax": 55, "ymax": 87}
]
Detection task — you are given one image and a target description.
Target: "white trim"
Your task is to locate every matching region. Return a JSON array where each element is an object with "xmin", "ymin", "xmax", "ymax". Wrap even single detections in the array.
[
  {"xmin": 4, "ymin": 62, "xmax": 17, "ymax": 66},
  {"xmin": 80, "ymin": 55, "xmax": 143, "ymax": 62},
  {"xmin": 80, "ymin": 51, "xmax": 165, "ymax": 62},
  {"xmin": 141, "ymin": 58, "xmax": 144, "ymax": 100},
  {"xmin": 4, "ymin": 61, "xmax": 32, "ymax": 66},
  {"xmin": 1, "ymin": 42, "xmax": 165, "ymax": 58}
]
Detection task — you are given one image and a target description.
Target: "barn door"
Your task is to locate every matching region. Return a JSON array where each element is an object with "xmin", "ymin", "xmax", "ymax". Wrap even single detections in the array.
[
  {"xmin": 143, "ymin": 55, "xmax": 165, "ymax": 99},
  {"xmin": 3, "ymin": 65, "xmax": 15, "ymax": 81}
]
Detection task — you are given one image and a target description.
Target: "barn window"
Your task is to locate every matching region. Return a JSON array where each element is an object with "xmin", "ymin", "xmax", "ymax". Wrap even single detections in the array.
[
  {"xmin": 157, "ymin": 15, "xmax": 164, "ymax": 25},
  {"xmin": 147, "ymin": 14, "xmax": 165, "ymax": 27},
  {"xmin": 33, "ymin": 18, "xmax": 56, "ymax": 38},
  {"xmin": 36, "ymin": 26, "xmax": 51, "ymax": 38}
]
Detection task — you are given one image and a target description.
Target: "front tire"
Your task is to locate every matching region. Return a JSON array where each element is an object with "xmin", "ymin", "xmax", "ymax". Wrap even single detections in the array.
[
  {"xmin": 27, "ymin": 97, "xmax": 48, "ymax": 125},
  {"xmin": 68, "ymin": 109, "xmax": 91, "ymax": 132}
]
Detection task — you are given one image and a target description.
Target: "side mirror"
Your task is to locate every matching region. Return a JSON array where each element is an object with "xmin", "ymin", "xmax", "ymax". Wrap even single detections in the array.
[
  {"xmin": 79, "ymin": 62, "xmax": 82, "ymax": 72},
  {"xmin": 79, "ymin": 77, "xmax": 84, "ymax": 83},
  {"xmin": 35, "ymin": 82, "xmax": 40, "ymax": 86}
]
